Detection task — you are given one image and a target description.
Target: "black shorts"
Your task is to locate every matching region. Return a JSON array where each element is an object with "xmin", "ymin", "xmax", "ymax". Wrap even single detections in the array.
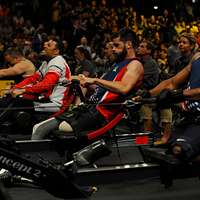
[{"xmin": 55, "ymin": 105, "xmax": 106, "ymax": 136}]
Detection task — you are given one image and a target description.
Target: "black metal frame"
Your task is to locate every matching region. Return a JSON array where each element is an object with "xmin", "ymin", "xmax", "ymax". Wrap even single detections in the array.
[{"xmin": 0, "ymin": 137, "xmax": 89, "ymax": 199}]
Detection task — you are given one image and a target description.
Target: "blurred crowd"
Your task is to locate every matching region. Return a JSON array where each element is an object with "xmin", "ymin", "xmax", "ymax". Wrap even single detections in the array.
[
  {"xmin": 0, "ymin": 0, "xmax": 200, "ymax": 77},
  {"xmin": 0, "ymin": 0, "xmax": 200, "ymax": 137}
]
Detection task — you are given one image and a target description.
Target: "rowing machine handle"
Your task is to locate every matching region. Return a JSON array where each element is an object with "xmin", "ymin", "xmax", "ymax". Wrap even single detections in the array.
[{"xmin": 125, "ymin": 97, "xmax": 157, "ymax": 107}]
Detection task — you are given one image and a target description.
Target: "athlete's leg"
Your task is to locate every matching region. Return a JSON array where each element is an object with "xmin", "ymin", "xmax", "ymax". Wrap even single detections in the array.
[
  {"xmin": 154, "ymin": 108, "xmax": 172, "ymax": 145},
  {"xmin": 32, "ymin": 117, "xmax": 60, "ymax": 140},
  {"xmin": 59, "ymin": 121, "xmax": 73, "ymax": 132}
]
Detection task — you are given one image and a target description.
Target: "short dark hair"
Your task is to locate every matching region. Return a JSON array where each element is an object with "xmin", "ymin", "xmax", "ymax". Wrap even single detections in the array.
[
  {"xmin": 4, "ymin": 47, "xmax": 23, "ymax": 58},
  {"xmin": 54, "ymin": 38, "xmax": 64, "ymax": 54},
  {"xmin": 142, "ymin": 39, "xmax": 154, "ymax": 51},
  {"xmin": 111, "ymin": 28, "xmax": 138, "ymax": 48},
  {"xmin": 75, "ymin": 45, "xmax": 91, "ymax": 60}
]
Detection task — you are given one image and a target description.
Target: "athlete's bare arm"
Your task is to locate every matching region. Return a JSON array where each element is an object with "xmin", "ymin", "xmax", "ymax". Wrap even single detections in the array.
[
  {"xmin": 150, "ymin": 64, "xmax": 191, "ymax": 96},
  {"xmin": 0, "ymin": 61, "xmax": 35, "ymax": 78},
  {"xmin": 79, "ymin": 60, "xmax": 143, "ymax": 95},
  {"xmin": 150, "ymin": 52, "xmax": 200, "ymax": 96}
]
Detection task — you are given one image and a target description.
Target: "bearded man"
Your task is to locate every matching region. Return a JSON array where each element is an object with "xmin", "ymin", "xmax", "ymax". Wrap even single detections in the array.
[{"xmin": 32, "ymin": 28, "xmax": 144, "ymax": 140}]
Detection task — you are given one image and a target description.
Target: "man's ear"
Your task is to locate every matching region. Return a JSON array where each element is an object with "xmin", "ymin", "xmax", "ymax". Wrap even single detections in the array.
[
  {"xmin": 126, "ymin": 41, "xmax": 132, "ymax": 49},
  {"xmin": 55, "ymin": 49, "xmax": 59, "ymax": 55},
  {"xmin": 147, "ymin": 49, "xmax": 151, "ymax": 55}
]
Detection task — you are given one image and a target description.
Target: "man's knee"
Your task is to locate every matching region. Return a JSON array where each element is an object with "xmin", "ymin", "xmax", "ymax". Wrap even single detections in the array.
[
  {"xmin": 32, "ymin": 122, "xmax": 44, "ymax": 140},
  {"xmin": 32, "ymin": 122, "xmax": 41, "ymax": 135},
  {"xmin": 32, "ymin": 117, "xmax": 58, "ymax": 140},
  {"xmin": 58, "ymin": 121, "xmax": 73, "ymax": 132},
  {"xmin": 140, "ymin": 105, "xmax": 153, "ymax": 120},
  {"xmin": 160, "ymin": 109, "xmax": 172, "ymax": 124}
]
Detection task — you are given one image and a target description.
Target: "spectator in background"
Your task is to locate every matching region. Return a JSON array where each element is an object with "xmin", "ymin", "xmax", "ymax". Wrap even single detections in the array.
[
  {"xmin": 62, "ymin": 39, "xmax": 76, "ymax": 73},
  {"xmin": 51, "ymin": 0, "xmax": 61, "ymax": 27},
  {"xmin": 171, "ymin": 32, "xmax": 197, "ymax": 76},
  {"xmin": 169, "ymin": 33, "xmax": 198, "ymax": 138},
  {"xmin": 136, "ymin": 39, "xmax": 160, "ymax": 132},
  {"xmin": 102, "ymin": 41, "xmax": 116, "ymax": 73},
  {"xmin": 32, "ymin": 24, "xmax": 46, "ymax": 53},
  {"xmin": 167, "ymin": 35, "xmax": 181, "ymax": 72},
  {"xmin": 79, "ymin": 36, "xmax": 92, "ymax": 55},
  {"xmin": 22, "ymin": 39, "xmax": 33, "ymax": 57},
  {"xmin": 0, "ymin": 40, "xmax": 5, "ymax": 66},
  {"xmin": 68, "ymin": 16, "xmax": 86, "ymax": 51},
  {"xmin": 74, "ymin": 45, "xmax": 96, "ymax": 78},
  {"xmin": 27, "ymin": 51, "xmax": 41, "ymax": 69},
  {"xmin": 157, "ymin": 44, "xmax": 169, "ymax": 79},
  {"xmin": 23, "ymin": 20, "xmax": 35, "ymax": 36},
  {"xmin": 73, "ymin": 45, "xmax": 96, "ymax": 102},
  {"xmin": 94, "ymin": 41, "xmax": 115, "ymax": 78},
  {"xmin": 156, "ymin": 43, "xmax": 173, "ymax": 145},
  {"xmin": 137, "ymin": 40, "xmax": 159, "ymax": 91}
]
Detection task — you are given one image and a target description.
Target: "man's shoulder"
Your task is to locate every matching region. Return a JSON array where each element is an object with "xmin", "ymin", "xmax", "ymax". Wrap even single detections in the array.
[
  {"xmin": 49, "ymin": 55, "xmax": 65, "ymax": 62},
  {"xmin": 48, "ymin": 55, "xmax": 67, "ymax": 67},
  {"xmin": 128, "ymin": 58, "xmax": 143, "ymax": 68},
  {"xmin": 126, "ymin": 59, "xmax": 144, "ymax": 76},
  {"xmin": 191, "ymin": 52, "xmax": 200, "ymax": 63},
  {"xmin": 18, "ymin": 59, "xmax": 35, "ymax": 68}
]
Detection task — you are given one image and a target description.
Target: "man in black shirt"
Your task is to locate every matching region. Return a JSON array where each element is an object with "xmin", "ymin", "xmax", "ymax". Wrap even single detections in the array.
[{"xmin": 137, "ymin": 39, "xmax": 160, "ymax": 132}]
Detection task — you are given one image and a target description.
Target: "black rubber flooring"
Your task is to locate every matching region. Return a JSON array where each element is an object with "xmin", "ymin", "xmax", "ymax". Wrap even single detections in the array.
[
  {"xmin": 2, "ymin": 131, "xmax": 200, "ymax": 200},
  {"xmin": 6, "ymin": 176, "xmax": 200, "ymax": 200}
]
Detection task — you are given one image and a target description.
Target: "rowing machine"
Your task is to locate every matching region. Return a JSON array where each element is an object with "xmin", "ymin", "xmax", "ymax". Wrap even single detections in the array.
[{"xmin": 0, "ymin": 136, "xmax": 110, "ymax": 198}]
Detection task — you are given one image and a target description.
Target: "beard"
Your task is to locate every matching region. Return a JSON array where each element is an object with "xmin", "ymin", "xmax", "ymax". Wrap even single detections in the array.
[{"xmin": 113, "ymin": 47, "xmax": 127, "ymax": 63}]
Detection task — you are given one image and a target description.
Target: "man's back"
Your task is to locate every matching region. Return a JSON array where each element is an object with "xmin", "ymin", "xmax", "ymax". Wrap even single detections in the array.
[{"xmin": 18, "ymin": 58, "xmax": 36, "ymax": 77}]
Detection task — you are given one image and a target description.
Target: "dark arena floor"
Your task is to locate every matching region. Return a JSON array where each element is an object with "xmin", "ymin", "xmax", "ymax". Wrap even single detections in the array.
[
  {"xmin": 0, "ymin": 126, "xmax": 200, "ymax": 200},
  {"xmin": 6, "ymin": 177, "xmax": 200, "ymax": 200},
  {"xmin": 2, "ymin": 141, "xmax": 200, "ymax": 200}
]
